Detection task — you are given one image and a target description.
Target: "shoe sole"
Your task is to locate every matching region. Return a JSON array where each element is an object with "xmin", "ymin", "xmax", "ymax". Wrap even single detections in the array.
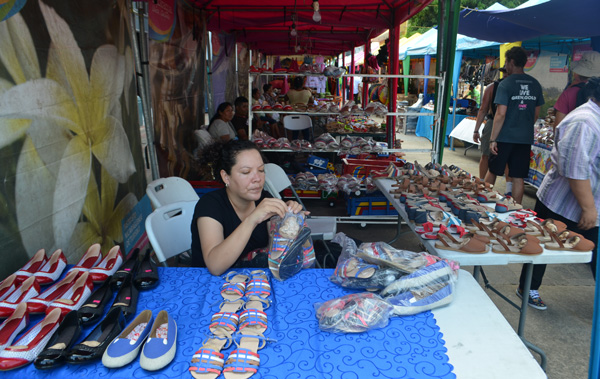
[
  {"xmin": 140, "ymin": 323, "xmax": 177, "ymax": 371},
  {"xmin": 515, "ymin": 289, "xmax": 547, "ymax": 311}
]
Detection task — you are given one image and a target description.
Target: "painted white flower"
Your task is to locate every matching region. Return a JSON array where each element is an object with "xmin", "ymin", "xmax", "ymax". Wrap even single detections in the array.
[
  {"xmin": 0, "ymin": 3, "xmax": 136, "ymax": 253},
  {"xmin": 67, "ymin": 167, "xmax": 137, "ymax": 261}
]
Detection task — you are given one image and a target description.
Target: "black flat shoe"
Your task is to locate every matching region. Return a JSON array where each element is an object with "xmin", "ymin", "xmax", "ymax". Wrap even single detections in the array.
[
  {"xmin": 110, "ymin": 248, "xmax": 140, "ymax": 290},
  {"xmin": 34, "ymin": 310, "xmax": 82, "ymax": 369},
  {"xmin": 134, "ymin": 249, "xmax": 159, "ymax": 290},
  {"xmin": 65, "ymin": 307, "xmax": 126, "ymax": 364},
  {"xmin": 78, "ymin": 277, "xmax": 114, "ymax": 326},
  {"xmin": 109, "ymin": 274, "xmax": 138, "ymax": 319}
]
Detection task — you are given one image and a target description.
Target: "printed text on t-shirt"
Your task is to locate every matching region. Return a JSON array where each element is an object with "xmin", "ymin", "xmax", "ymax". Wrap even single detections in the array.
[{"xmin": 511, "ymin": 84, "xmax": 537, "ymax": 105}]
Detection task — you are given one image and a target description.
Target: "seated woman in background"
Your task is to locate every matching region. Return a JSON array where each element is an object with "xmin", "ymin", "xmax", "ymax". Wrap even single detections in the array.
[
  {"xmin": 191, "ymin": 140, "xmax": 303, "ymax": 275},
  {"xmin": 208, "ymin": 102, "xmax": 237, "ymax": 142},
  {"xmin": 284, "ymin": 77, "xmax": 313, "ymax": 140},
  {"xmin": 285, "ymin": 77, "xmax": 313, "ymax": 107}
]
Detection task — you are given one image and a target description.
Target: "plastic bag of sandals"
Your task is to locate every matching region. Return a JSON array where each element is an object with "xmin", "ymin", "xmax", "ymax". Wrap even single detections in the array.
[
  {"xmin": 329, "ymin": 232, "xmax": 402, "ymax": 290},
  {"xmin": 315, "ymin": 293, "xmax": 394, "ymax": 333},
  {"xmin": 317, "ymin": 173, "xmax": 339, "ymax": 193},
  {"xmin": 268, "ymin": 212, "xmax": 314, "ymax": 281},
  {"xmin": 331, "ymin": 256, "xmax": 406, "ymax": 291},
  {"xmin": 380, "ymin": 260, "xmax": 458, "ymax": 316},
  {"xmin": 356, "ymin": 242, "xmax": 429, "ymax": 273}
]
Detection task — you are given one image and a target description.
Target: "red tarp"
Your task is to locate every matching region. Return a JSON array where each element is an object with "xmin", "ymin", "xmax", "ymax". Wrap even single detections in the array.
[{"xmin": 183, "ymin": 0, "xmax": 433, "ymax": 55}]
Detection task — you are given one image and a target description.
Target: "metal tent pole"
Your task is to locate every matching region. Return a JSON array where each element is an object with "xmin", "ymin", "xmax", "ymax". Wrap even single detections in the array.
[
  {"xmin": 130, "ymin": 0, "xmax": 159, "ymax": 180},
  {"xmin": 435, "ymin": 0, "xmax": 460, "ymax": 164}
]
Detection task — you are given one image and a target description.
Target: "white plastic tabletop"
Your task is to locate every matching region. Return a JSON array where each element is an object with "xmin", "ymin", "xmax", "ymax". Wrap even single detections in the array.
[
  {"xmin": 375, "ymin": 178, "xmax": 593, "ymax": 267},
  {"xmin": 435, "ymin": 270, "xmax": 547, "ymax": 379}
]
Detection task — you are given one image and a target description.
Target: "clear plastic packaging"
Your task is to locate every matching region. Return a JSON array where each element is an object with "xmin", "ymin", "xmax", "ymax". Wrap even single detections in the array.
[
  {"xmin": 315, "ymin": 292, "xmax": 394, "ymax": 333},
  {"xmin": 356, "ymin": 242, "xmax": 428, "ymax": 273},
  {"xmin": 380, "ymin": 259, "xmax": 459, "ymax": 297},
  {"xmin": 268, "ymin": 212, "xmax": 314, "ymax": 281},
  {"xmin": 381, "ymin": 260, "xmax": 458, "ymax": 316},
  {"xmin": 336, "ymin": 174, "xmax": 361, "ymax": 195},
  {"xmin": 329, "ymin": 233, "xmax": 405, "ymax": 290},
  {"xmin": 331, "ymin": 256, "xmax": 406, "ymax": 291},
  {"xmin": 317, "ymin": 173, "xmax": 339, "ymax": 192}
]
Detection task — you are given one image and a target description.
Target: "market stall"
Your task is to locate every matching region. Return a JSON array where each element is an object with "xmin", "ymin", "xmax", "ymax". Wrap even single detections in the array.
[{"xmin": 1, "ymin": 266, "xmax": 545, "ymax": 378}]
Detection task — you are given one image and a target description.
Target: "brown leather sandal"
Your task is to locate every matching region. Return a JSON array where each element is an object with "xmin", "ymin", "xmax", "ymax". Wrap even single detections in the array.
[
  {"xmin": 491, "ymin": 233, "xmax": 542, "ymax": 255},
  {"xmin": 434, "ymin": 233, "xmax": 488, "ymax": 254},
  {"xmin": 545, "ymin": 231, "xmax": 595, "ymax": 252}
]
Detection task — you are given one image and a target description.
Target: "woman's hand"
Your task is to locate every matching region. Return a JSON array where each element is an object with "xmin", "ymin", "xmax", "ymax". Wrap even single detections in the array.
[
  {"xmin": 285, "ymin": 200, "xmax": 307, "ymax": 215},
  {"xmin": 247, "ymin": 198, "xmax": 288, "ymax": 226},
  {"xmin": 578, "ymin": 208, "xmax": 598, "ymax": 230}
]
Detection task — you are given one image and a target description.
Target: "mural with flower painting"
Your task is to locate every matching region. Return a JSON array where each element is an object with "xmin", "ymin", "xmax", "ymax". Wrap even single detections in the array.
[{"xmin": 0, "ymin": 0, "xmax": 146, "ymax": 278}]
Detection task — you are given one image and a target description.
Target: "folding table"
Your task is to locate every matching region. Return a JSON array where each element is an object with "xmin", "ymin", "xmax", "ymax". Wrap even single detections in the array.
[{"xmin": 375, "ymin": 177, "xmax": 593, "ymax": 370}]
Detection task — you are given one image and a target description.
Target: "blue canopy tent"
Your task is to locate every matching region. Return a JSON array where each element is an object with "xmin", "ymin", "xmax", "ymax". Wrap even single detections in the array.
[
  {"xmin": 399, "ymin": 27, "xmax": 501, "ymax": 143},
  {"xmin": 459, "ymin": 1, "xmax": 600, "ymax": 377},
  {"xmin": 458, "ymin": 0, "xmax": 600, "ymax": 42}
]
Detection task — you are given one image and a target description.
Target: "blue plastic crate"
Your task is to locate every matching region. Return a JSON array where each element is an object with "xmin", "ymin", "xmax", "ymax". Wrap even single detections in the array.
[{"xmin": 346, "ymin": 194, "xmax": 398, "ymax": 216}]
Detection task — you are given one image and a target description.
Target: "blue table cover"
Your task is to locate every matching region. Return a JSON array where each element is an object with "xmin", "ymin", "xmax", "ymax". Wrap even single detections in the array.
[
  {"xmin": 4, "ymin": 268, "xmax": 455, "ymax": 379},
  {"xmin": 415, "ymin": 108, "xmax": 468, "ymax": 146}
]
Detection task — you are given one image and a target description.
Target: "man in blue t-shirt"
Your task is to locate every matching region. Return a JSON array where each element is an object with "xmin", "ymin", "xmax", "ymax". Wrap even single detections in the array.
[{"xmin": 486, "ymin": 47, "xmax": 544, "ymax": 204}]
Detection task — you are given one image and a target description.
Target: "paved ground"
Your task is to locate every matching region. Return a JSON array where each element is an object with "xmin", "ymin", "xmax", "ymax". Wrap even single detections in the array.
[{"xmin": 308, "ymin": 132, "xmax": 595, "ymax": 379}]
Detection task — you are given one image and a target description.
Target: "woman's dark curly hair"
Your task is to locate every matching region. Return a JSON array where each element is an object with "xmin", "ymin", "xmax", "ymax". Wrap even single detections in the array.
[{"xmin": 201, "ymin": 140, "xmax": 263, "ymax": 183}]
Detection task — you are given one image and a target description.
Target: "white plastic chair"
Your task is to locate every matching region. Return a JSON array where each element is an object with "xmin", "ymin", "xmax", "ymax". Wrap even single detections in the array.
[
  {"xmin": 145, "ymin": 200, "xmax": 197, "ymax": 266},
  {"xmin": 283, "ymin": 115, "xmax": 313, "ymax": 140},
  {"xmin": 146, "ymin": 177, "xmax": 199, "ymax": 209},
  {"xmin": 263, "ymin": 163, "xmax": 337, "ymax": 267}
]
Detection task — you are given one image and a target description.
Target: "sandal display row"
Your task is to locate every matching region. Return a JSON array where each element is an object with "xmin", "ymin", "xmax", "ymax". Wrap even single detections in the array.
[{"xmin": 190, "ymin": 270, "xmax": 272, "ymax": 379}]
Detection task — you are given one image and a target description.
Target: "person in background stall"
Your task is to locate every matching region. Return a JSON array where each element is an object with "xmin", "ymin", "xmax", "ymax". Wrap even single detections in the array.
[
  {"xmin": 554, "ymin": 51, "xmax": 600, "ymax": 125},
  {"xmin": 463, "ymin": 84, "xmax": 481, "ymax": 106},
  {"xmin": 231, "ymin": 96, "xmax": 250, "ymax": 141},
  {"xmin": 486, "ymin": 46, "xmax": 544, "ymax": 206},
  {"xmin": 208, "ymin": 102, "xmax": 237, "ymax": 142},
  {"xmin": 262, "ymin": 84, "xmax": 284, "ymax": 138},
  {"xmin": 285, "ymin": 77, "xmax": 314, "ymax": 106},
  {"xmin": 284, "ymin": 77, "xmax": 313, "ymax": 140},
  {"xmin": 252, "ymin": 88, "xmax": 281, "ymax": 139},
  {"xmin": 191, "ymin": 140, "xmax": 304, "ymax": 275},
  {"xmin": 516, "ymin": 77, "xmax": 600, "ymax": 310},
  {"xmin": 473, "ymin": 67, "xmax": 514, "ymax": 195}
]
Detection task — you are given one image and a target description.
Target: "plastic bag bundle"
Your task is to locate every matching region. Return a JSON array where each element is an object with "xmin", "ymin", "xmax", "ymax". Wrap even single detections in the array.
[
  {"xmin": 315, "ymin": 293, "xmax": 394, "ymax": 333},
  {"xmin": 270, "ymin": 137, "xmax": 291, "ymax": 149},
  {"xmin": 331, "ymin": 257, "xmax": 406, "ymax": 291},
  {"xmin": 268, "ymin": 212, "xmax": 314, "ymax": 281},
  {"xmin": 364, "ymin": 177, "xmax": 377, "ymax": 193},
  {"xmin": 364, "ymin": 102, "xmax": 388, "ymax": 117},
  {"xmin": 380, "ymin": 258, "xmax": 459, "ymax": 297},
  {"xmin": 356, "ymin": 242, "xmax": 428, "ymax": 273},
  {"xmin": 290, "ymin": 139, "xmax": 313, "ymax": 150},
  {"xmin": 336, "ymin": 174, "xmax": 361, "ymax": 195},
  {"xmin": 314, "ymin": 133, "xmax": 339, "ymax": 150},
  {"xmin": 294, "ymin": 172, "xmax": 318, "ymax": 191},
  {"xmin": 329, "ymin": 233, "xmax": 406, "ymax": 291},
  {"xmin": 317, "ymin": 173, "xmax": 339, "ymax": 192},
  {"xmin": 381, "ymin": 260, "xmax": 458, "ymax": 316}
]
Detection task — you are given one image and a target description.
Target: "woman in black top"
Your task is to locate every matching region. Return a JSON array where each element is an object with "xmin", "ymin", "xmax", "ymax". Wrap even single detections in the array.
[{"xmin": 191, "ymin": 140, "xmax": 303, "ymax": 275}]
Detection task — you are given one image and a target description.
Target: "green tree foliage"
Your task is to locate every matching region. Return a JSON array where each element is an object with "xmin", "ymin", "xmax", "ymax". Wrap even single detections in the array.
[{"xmin": 406, "ymin": 0, "xmax": 527, "ymax": 37}]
